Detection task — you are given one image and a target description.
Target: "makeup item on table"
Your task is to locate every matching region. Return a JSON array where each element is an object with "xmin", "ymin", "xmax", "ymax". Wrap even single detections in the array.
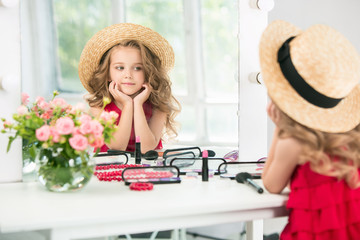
[
  {"xmin": 169, "ymin": 157, "xmax": 226, "ymax": 176},
  {"xmin": 135, "ymin": 136, "xmax": 141, "ymax": 164},
  {"xmin": 122, "ymin": 166, "xmax": 181, "ymax": 185},
  {"xmin": 163, "ymin": 146, "xmax": 216, "ymax": 160},
  {"xmin": 94, "ymin": 163, "xmax": 143, "ymax": 182},
  {"xmin": 217, "ymin": 160, "xmax": 265, "ymax": 179},
  {"xmin": 235, "ymin": 172, "xmax": 264, "ymax": 194},
  {"xmin": 129, "ymin": 182, "xmax": 154, "ymax": 191},
  {"xmin": 223, "ymin": 150, "xmax": 239, "ymax": 162},
  {"xmin": 202, "ymin": 150, "xmax": 209, "ymax": 182},
  {"xmin": 200, "ymin": 150, "xmax": 216, "ymax": 157},
  {"xmin": 94, "ymin": 151, "xmax": 129, "ymax": 165},
  {"xmin": 107, "ymin": 149, "xmax": 159, "ymax": 161}
]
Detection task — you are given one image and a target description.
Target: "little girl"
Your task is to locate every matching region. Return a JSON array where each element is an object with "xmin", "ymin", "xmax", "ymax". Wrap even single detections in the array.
[
  {"xmin": 78, "ymin": 23, "xmax": 180, "ymax": 153},
  {"xmin": 260, "ymin": 20, "xmax": 360, "ymax": 239}
]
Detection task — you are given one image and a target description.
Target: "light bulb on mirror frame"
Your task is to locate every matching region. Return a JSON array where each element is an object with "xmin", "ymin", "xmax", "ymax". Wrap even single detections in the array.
[
  {"xmin": 248, "ymin": 72, "xmax": 263, "ymax": 85},
  {"xmin": 249, "ymin": 0, "xmax": 275, "ymax": 12},
  {"xmin": 0, "ymin": 0, "xmax": 19, "ymax": 8},
  {"xmin": 0, "ymin": 74, "xmax": 20, "ymax": 93}
]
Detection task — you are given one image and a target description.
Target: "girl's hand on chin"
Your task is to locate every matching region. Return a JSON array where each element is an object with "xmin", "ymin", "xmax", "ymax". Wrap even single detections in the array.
[
  {"xmin": 134, "ymin": 83, "xmax": 151, "ymax": 105},
  {"xmin": 109, "ymin": 81, "xmax": 132, "ymax": 106}
]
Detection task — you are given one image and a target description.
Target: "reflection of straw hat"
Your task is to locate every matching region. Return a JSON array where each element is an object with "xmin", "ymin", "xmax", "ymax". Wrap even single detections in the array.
[
  {"xmin": 78, "ymin": 23, "xmax": 174, "ymax": 93},
  {"xmin": 260, "ymin": 20, "xmax": 360, "ymax": 133}
]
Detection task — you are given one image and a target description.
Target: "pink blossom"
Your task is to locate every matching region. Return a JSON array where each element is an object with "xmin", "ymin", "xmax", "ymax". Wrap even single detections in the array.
[
  {"xmin": 79, "ymin": 121, "xmax": 93, "ymax": 135},
  {"xmin": 55, "ymin": 117, "xmax": 74, "ymax": 135},
  {"xmin": 35, "ymin": 96, "xmax": 45, "ymax": 103},
  {"xmin": 36, "ymin": 125, "xmax": 51, "ymax": 141},
  {"xmin": 50, "ymin": 127, "xmax": 60, "ymax": 143},
  {"xmin": 3, "ymin": 120, "xmax": 12, "ymax": 129},
  {"xmin": 74, "ymin": 102, "xmax": 86, "ymax": 112},
  {"xmin": 38, "ymin": 100, "xmax": 50, "ymax": 111},
  {"xmin": 72, "ymin": 127, "xmax": 81, "ymax": 135},
  {"xmin": 90, "ymin": 137, "xmax": 104, "ymax": 148},
  {"xmin": 21, "ymin": 93, "xmax": 30, "ymax": 105},
  {"xmin": 91, "ymin": 120, "xmax": 104, "ymax": 138},
  {"xmin": 17, "ymin": 105, "xmax": 28, "ymax": 115},
  {"xmin": 69, "ymin": 134, "xmax": 88, "ymax": 151},
  {"xmin": 100, "ymin": 111, "xmax": 112, "ymax": 122},
  {"xmin": 109, "ymin": 111, "xmax": 119, "ymax": 119},
  {"xmin": 40, "ymin": 110, "xmax": 53, "ymax": 120},
  {"xmin": 50, "ymin": 98, "xmax": 68, "ymax": 109},
  {"xmin": 79, "ymin": 114, "xmax": 92, "ymax": 124}
]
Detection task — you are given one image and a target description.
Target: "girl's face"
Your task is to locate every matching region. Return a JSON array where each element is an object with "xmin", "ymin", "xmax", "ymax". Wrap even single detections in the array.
[{"xmin": 109, "ymin": 46, "xmax": 145, "ymax": 96}]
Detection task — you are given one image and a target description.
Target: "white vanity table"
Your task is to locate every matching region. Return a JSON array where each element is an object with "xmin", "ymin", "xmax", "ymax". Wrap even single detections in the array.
[{"xmin": 0, "ymin": 172, "xmax": 288, "ymax": 240}]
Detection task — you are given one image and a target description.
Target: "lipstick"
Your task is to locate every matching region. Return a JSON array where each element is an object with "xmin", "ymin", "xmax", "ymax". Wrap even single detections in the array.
[
  {"xmin": 135, "ymin": 136, "xmax": 141, "ymax": 164},
  {"xmin": 202, "ymin": 150, "xmax": 209, "ymax": 182}
]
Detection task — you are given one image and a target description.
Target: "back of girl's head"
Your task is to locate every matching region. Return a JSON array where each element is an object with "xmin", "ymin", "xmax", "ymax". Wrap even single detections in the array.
[
  {"xmin": 275, "ymin": 103, "xmax": 360, "ymax": 188},
  {"xmin": 259, "ymin": 20, "xmax": 360, "ymax": 187}
]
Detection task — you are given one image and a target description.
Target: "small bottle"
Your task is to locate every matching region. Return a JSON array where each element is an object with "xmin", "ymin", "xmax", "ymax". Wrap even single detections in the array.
[{"xmin": 135, "ymin": 136, "xmax": 141, "ymax": 164}]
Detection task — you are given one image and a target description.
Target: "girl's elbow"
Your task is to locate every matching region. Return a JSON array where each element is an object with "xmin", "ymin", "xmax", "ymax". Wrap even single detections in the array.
[{"xmin": 262, "ymin": 179, "xmax": 285, "ymax": 194}]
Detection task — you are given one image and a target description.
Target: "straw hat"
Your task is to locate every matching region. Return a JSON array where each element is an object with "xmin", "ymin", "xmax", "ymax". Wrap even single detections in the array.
[
  {"xmin": 260, "ymin": 20, "xmax": 360, "ymax": 133},
  {"xmin": 78, "ymin": 23, "xmax": 175, "ymax": 93}
]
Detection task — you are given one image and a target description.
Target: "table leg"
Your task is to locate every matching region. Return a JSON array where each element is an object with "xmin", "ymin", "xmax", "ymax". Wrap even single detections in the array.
[{"xmin": 246, "ymin": 219, "xmax": 263, "ymax": 240}]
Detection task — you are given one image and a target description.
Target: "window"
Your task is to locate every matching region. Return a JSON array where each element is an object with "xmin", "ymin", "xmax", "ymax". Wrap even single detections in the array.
[{"xmin": 21, "ymin": 0, "xmax": 238, "ymax": 147}]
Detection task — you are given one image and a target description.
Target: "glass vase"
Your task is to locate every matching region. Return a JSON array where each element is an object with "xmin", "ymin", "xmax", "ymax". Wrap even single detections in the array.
[{"xmin": 36, "ymin": 151, "xmax": 94, "ymax": 192}]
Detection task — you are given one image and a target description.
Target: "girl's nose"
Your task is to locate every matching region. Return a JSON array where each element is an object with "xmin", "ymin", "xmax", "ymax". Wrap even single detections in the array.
[{"xmin": 124, "ymin": 69, "xmax": 132, "ymax": 79}]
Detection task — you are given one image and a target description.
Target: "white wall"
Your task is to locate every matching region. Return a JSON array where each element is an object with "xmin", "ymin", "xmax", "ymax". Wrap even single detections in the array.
[
  {"xmin": 269, "ymin": 0, "xmax": 360, "ymax": 52},
  {"xmin": 0, "ymin": 2, "xmax": 22, "ymax": 182}
]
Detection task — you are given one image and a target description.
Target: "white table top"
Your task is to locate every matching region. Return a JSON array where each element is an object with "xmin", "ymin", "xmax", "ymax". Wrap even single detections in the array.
[{"xmin": 0, "ymin": 174, "xmax": 288, "ymax": 240}]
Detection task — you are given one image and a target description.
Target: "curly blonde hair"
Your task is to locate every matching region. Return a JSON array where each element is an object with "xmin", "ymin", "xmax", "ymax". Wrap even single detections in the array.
[
  {"xmin": 85, "ymin": 40, "xmax": 181, "ymax": 139},
  {"xmin": 276, "ymin": 108, "xmax": 360, "ymax": 189}
]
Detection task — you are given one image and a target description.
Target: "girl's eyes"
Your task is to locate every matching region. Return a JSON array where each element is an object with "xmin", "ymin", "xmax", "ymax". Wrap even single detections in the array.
[{"xmin": 115, "ymin": 66, "xmax": 142, "ymax": 71}]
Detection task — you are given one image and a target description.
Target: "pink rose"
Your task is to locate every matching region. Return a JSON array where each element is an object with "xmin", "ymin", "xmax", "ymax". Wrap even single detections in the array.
[
  {"xmin": 100, "ymin": 111, "xmax": 112, "ymax": 122},
  {"xmin": 36, "ymin": 125, "xmax": 51, "ymax": 141},
  {"xmin": 50, "ymin": 127, "xmax": 60, "ymax": 143},
  {"xmin": 3, "ymin": 120, "xmax": 12, "ymax": 129},
  {"xmin": 90, "ymin": 137, "xmax": 104, "ymax": 148},
  {"xmin": 69, "ymin": 134, "xmax": 88, "ymax": 151},
  {"xmin": 21, "ymin": 93, "xmax": 29, "ymax": 105},
  {"xmin": 91, "ymin": 120, "xmax": 104, "ymax": 138},
  {"xmin": 109, "ymin": 111, "xmax": 119, "ymax": 119},
  {"xmin": 40, "ymin": 110, "xmax": 53, "ymax": 120},
  {"xmin": 74, "ymin": 102, "xmax": 86, "ymax": 111},
  {"xmin": 35, "ymin": 96, "xmax": 45, "ymax": 103},
  {"xmin": 79, "ymin": 114, "xmax": 92, "ymax": 124},
  {"xmin": 50, "ymin": 98, "xmax": 68, "ymax": 109},
  {"xmin": 17, "ymin": 105, "xmax": 28, "ymax": 115},
  {"xmin": 79, "ymin": 121, "xmax": 93, "ymax": 135},
  {"xmin": 55, "ymin": 117, "xmax": 74, "ymax": 135},
  {"xmin": 38, "ymin": 100, "xmax": 50, "ymax": 111}
]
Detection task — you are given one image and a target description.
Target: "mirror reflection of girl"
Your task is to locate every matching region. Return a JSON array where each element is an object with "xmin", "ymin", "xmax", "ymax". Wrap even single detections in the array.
[
  {"xmin": 260, "ymin": 20, "xmax": 360, "ymax": 239},
  {"xmin": 78, "ymin": 23, "xmax": 180, "ymax": 153}
]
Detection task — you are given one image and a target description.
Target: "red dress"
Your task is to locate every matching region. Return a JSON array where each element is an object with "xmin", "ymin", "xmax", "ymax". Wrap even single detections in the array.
[
  {"xmin": 281, "ymin": 162, "xmax": 360, "ymax": 240},
  {"xmin": 98, "ymin": 100, "xmax": 162, "ymax": 152}
]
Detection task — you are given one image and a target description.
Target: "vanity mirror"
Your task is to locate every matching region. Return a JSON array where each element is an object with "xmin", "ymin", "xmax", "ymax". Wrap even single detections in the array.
[{"xmin": 20, "ymin": 0, "xmax": 239, "ymax": 148}]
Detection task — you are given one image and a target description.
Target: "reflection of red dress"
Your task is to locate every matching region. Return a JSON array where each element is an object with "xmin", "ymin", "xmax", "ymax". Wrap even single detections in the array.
[
  {"xmin": 98, "ymin": 100, "xmax": 162, "ymax": 152},
  {"xmin": 281, "ymin": 162, "xmax": 360, "ymax": 240}
]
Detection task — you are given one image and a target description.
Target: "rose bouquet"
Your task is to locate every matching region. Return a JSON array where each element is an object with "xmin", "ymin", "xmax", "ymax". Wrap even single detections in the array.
[{"xmin": 1, "ymin": 91, "xmax": 118, "ymax": 191}]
